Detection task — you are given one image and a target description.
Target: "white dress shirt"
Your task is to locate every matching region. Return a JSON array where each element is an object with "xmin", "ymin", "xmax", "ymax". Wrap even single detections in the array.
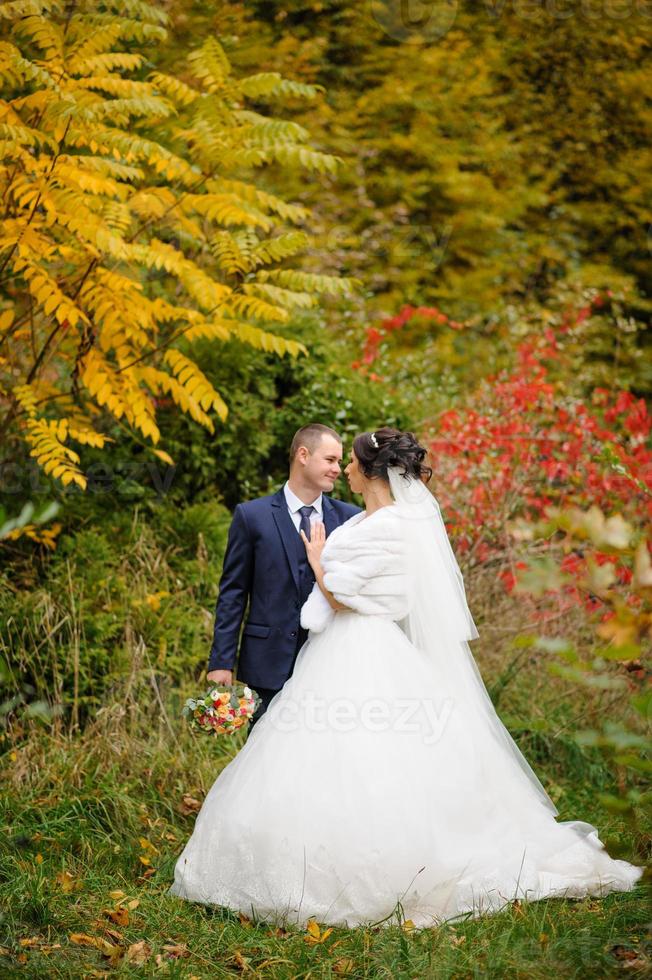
[{"xmin": 283, "ymin": 481, "xmax": 323, "ymax": 533}]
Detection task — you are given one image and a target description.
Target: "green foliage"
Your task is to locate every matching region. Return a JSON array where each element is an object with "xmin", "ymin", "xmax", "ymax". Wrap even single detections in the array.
[
  {"xmin": 0, "ymin": 498, "xmax": 59, "ymax": 543},
  {"xmin": 141, "ymin": 310, "xmax": 406, "ymax": 507},
  {"xmin": 0, "ymin": 498, "xmax": 232, "ymax": 726},
  {"xmin": 209, "ymin": 1, "xmax": 652, "ymax": 339},
  {"xmin": 510, "ymin": 504, "xmax": 651, "ymax": 839}
]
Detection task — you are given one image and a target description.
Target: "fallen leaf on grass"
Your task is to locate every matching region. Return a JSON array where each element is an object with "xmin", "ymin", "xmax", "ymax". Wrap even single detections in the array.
[
  {"xmin": 69, "ymin": 933, "xmax": 109, "ymax": 949},
  {"xmin": 104, "ymin": 906, "xmax": 129, "ymax": 927},
  {"xmin": 451, "ymin": 934, "xmax": 467, "ymax": 947},
  {"xmin": 55, "ymin": 870, "xmax": 82, "ymax": 894},
  {"xmin": 88, "ymin": 921, "xmax": 123, "ymax": 942},
  {"xmin": 16, "ymin": 937, "xmax": 62, "ymax": 955},
  {"xmin": 333, "ymin": 957, "xmax": 356, "ymax": 975},
  {"xmin": 238, "ymin": 912, "xmax": 252, "ymax": 928},
  {"xmin": 137, "ymin": 866, "xmax": 156, "ymax": 881},
  {"xmin": 610, "ymin": 944, "xmax": 650, "ymax": 969},
  {"xmin": 583, "ymin": 900, "xmax": 602, "ymax": 911},
  {"xmin": 0, "ymin": 947, "xmax": 11, "ymax": 956},
  {"xmin": 154, "ymin": 944, "xmax": 190, "ymax": 968},
  {"xmin": 232, "ymin": 949, "xmax": 251, "ymax": 971},
  {"xmin": 102, "ymin": 894, "xmax": 139, "ymax": 927},
  {"xmin": 32, "ymin": 795, "xmax": 61, "ymax": 807},
  {"xmin": 125, "ymin": 940, "xmax": 151, "ymax": 965},
  {"xmin": 611, "ymin": 945, "xmax": 639, "ymax": 961},
  {"xmin": 304, "ymin": 918, "xmax": 333, "ymax": 945},
  {"xmin": 401, "ymin": 919, "xmax": 415, "ymax": 933},
  {"xmin": 161, "ymin": 942, "xmax": 190, "ymax": 959},
  {"xmin": 108, "ymin": 890, "xmax": 126, "ymax": 900},
  {"xmin": 69, "ymin": 933, "xmax": 123, "ymax": 967},
  {"xmin": 179, "ymin": 794, "xmax": 202, "ymax": 815}
]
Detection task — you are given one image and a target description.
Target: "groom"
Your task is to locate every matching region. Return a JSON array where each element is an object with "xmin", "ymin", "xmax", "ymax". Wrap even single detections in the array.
[{"xmin": 206, "ymin": 423, "xmax": 361, "ymax": 727}]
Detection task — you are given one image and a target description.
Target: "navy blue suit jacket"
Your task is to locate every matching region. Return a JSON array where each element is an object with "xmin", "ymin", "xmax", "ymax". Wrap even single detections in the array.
[{"xmin": 208, "ymin": 487, "xmax": 361, "ymax": 689}]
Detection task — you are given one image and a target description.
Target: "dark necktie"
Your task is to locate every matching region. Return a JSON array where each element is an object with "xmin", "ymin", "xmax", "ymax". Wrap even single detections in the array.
[{"xmin": 298, "ymin": 505, "xmax": 315, "ymax": 541}]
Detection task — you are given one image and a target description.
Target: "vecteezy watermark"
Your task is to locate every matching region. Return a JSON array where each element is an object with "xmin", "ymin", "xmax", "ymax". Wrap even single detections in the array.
[
  {"xmin": 367, "ymin": 1, "xmax": 459, "ymax": 43},
  {"xmin": 266, "ymin": 691, "xmax": 455, "ymax": 745},
  {"xmin": 484, "ymin": 0, "xmax": 652, "ymax": 20},
  {"xmin": 323, "ymin": 222, "xmax": 453, "ymax": 269},
  {"xmin": 391, "ymin": 223, "xmax": 453, "ymax": 265},
  {"xmin": 368, "ymin": 0, "xmax": 651, "ymax": 41},
  {"xmin": 0, "ymin": 458, "xmax": 178, "ymax": 499}
]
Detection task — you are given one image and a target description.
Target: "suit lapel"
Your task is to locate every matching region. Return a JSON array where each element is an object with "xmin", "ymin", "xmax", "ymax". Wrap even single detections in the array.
[
  {"xmin": 271, "ymin": 488, "xmax": 301, "ymax": 592},
  {"xmin": 321, "ymin": 494, "xmax": 338, "ymax": 536}
]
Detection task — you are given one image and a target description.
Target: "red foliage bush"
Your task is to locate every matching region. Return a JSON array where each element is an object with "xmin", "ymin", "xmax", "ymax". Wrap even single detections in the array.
[{"xmin": 425, "ymin": 298, "xmax": 651, "ymax": 563}]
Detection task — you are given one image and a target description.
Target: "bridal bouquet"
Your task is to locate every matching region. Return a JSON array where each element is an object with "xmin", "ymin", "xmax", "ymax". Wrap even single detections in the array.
[{"xmin": 183, "ymin": 684, "xmax": 260, "ymax": 736}]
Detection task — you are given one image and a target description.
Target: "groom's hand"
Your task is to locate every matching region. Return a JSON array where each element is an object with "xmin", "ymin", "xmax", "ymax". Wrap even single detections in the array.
[{"xmin": 207, "ymin": 669, "xmax": 233, "ymax": 686}]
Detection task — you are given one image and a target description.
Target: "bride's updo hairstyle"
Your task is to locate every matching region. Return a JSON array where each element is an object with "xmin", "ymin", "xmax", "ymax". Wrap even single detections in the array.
[{"xmin": 352, "ymin": 427, "xmax": 432, "ymax": 483}]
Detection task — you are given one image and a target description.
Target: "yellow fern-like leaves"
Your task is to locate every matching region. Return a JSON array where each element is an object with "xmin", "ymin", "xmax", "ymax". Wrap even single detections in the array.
[
  {"xmin": 24, "ymin": 417, "xmax": 87, "ymax": 488},
  {"xmin": 226, "ymin": 292, "xmax": 288, "ymax": 323},
  {"xmin": 148, "ymin": 71, "xmax": 200, "ymax": 107},
  {"xmin": 232, "ymin": 73, "xmax": 324, "ymax": 102},
  {"xmin": 210, "ymin": 230, "xmax": 308, "ymax": 276},
  {"xmin": 163, "ymin": 350, "xmax": 228, "ymax": 426},
  {"xmin": 256, "ymin": 268, "xmax": 363, "ymax": 296},
  {"xmin": 80, "ymin": 350, "xmax": 160, "ymax": 442},
  {"xmin": 188, "ymin": 37, "xmax": 231, "ymax": 93},
  {"xmin": 16, "ymin": 259, "xmax": 89, "ymax": 328},
  {"xmin": 182, "ymin": 193, "xmax": 271, "ymax": 230},
  {"xmin": 79, "ymin": 350, "xmax": 131, "ymax": 421},
  {"xmin": 182, "ymin": 318, "xmax": 232, "ymax": 344},
  {"xmin": 13, "ymin": 15, "xmax": 64, "ymax": 64},
  {"xmin": 244, "ymin": 282, "xmax": 316, "ymax": 311},
  {"xmin": 227, "ymin": 322, "xmax": 307, "ymax": 359}
]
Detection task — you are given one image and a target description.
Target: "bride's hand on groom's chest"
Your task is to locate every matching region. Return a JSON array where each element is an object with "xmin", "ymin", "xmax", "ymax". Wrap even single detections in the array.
[{"xmin": 300, "ymin": 519, "xmax": 326, "ymax": 567}]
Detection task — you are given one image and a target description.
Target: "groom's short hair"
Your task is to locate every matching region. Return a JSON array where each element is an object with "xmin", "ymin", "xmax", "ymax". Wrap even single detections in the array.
[{"xmin": 290, "ymin": 424, "xmax": 341, "ymax": 464}]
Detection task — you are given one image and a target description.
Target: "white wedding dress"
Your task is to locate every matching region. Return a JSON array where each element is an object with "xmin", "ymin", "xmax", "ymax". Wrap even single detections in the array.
[{"xmin": 169, "ymin": 488, "xmax": 642, "ymax": 929}]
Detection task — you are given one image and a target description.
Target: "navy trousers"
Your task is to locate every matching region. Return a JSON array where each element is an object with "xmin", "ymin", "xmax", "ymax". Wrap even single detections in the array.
[{"xmin": 246, "ymin": 686, "xmax": 280, "ymax": 738}]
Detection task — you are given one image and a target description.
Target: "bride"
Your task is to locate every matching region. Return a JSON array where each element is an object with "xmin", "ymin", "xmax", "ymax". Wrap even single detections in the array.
[{"xmin": 169, "ymin": 427, "xmax": 643, "ymax": 928}]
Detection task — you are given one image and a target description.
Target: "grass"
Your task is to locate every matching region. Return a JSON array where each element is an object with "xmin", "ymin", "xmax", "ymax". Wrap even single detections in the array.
[{"xmin": 1, "ymin": 692, "xmax": 649, "ymax": 979}]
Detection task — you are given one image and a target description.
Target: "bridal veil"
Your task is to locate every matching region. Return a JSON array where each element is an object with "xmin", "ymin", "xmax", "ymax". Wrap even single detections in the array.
[{"xmin": 387, "ymin": 466, "xmax": 559, "ymax": 817}]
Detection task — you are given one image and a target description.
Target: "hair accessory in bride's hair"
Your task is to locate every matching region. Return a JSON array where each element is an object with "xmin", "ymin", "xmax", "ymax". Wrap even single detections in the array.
[{"xmin": 369, "ymin": 432, "xmax": 379, "ymax": 448}]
